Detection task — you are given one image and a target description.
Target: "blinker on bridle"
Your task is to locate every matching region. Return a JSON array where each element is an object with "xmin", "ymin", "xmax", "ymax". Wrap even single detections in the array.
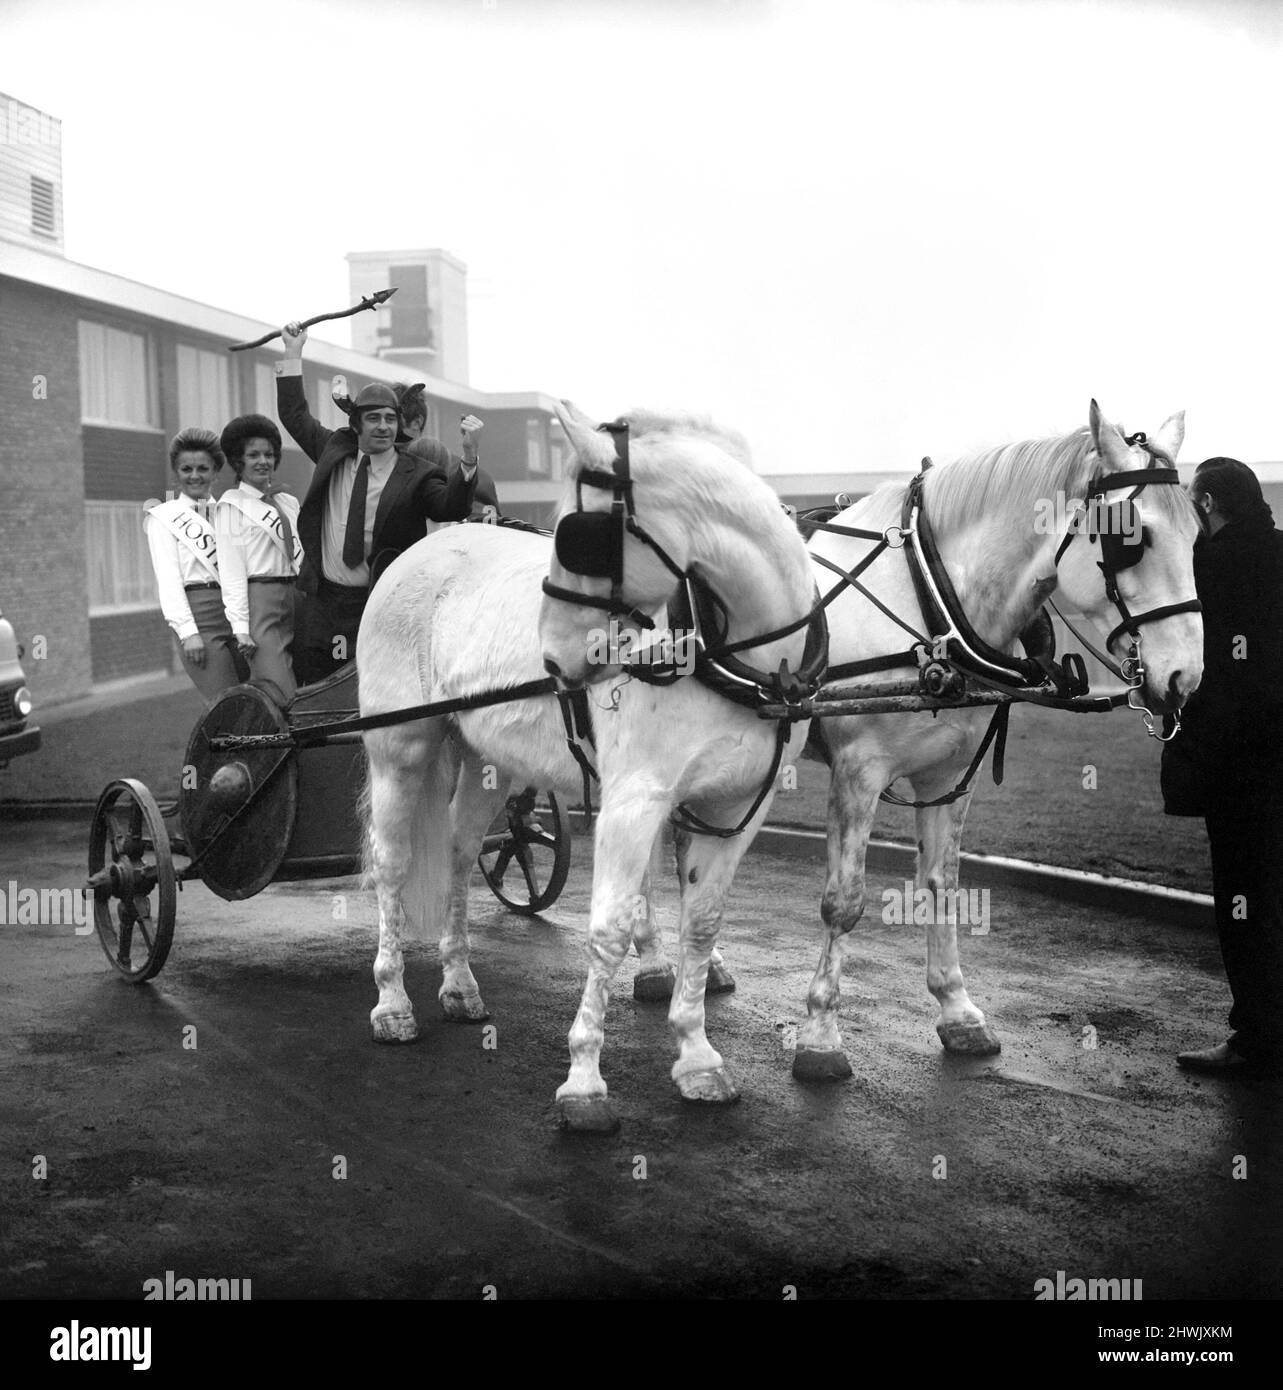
[{"xmin": 541, "ymin": 421, "xmax": 687, "ymax": 631}]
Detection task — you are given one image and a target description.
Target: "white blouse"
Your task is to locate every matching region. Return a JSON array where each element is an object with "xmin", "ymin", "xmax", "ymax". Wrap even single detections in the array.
[
  {"xmin": 214, "ymin": 483, "xmax": 302, "ymax": 638},
  {"xmin": 144, "ymin": 495, "xmax": 224, "ymax": 641}
]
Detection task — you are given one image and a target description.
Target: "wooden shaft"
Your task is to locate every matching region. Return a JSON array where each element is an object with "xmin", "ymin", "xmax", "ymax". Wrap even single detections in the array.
[{"xmin": 759, "ymin": 693, "xmax": 1013, "ymax": 717}]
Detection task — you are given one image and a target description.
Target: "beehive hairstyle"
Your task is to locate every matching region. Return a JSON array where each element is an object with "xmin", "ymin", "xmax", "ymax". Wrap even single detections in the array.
[
  {"xmin": 169, "ymin": 427, "xmax": 226, "ymax": 473},
  {"xmin": 219, "ymin": 414, "xmax": 283, "ymax": 476}
]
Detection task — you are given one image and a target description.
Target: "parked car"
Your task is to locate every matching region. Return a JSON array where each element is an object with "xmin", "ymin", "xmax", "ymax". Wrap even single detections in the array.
[{"xmin": 0, "ymin": 605, "xmax": 40, "ymax": 766}]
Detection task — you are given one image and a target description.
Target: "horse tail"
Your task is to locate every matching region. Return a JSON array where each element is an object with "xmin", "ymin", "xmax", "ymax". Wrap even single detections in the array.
[
  {"xmin": 400, "ymin": 743, "xmax": 458, "ymax": 942},
  {"xmin": 360, "ymin": 726, "xmax": 456, "ymax": 943}
]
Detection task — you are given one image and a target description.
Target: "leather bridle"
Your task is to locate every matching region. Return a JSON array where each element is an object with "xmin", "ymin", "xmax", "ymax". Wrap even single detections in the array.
[
  {"xmin": 540, "ymin": 420, "xmax": 829, "ymax": 836},
  {"xmin": 540, "ymin": 422, "xmax": 687, "ymax": 631},
  {"xmin": 1049, "ymin": 436, "xmax": 1202, "ymax": 739}
]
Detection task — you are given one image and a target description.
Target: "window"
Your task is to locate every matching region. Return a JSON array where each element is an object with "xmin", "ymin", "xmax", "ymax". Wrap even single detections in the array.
[
  {"xmin": 30, "ymin": 175, "xmax": 55, "ymax": 237},
  {"xmin": 525, "ymin": 418, "xmax": 548, "ymax": 475},
  {"xmin": 548, "ymin": 434, "xmax": 567, "ymax": 481},
  {"xmin": 254, "ymin": 362, "xmax": 278, "ymax": 423},
  {"xmin": 176, "ymin": 344, "xmax": 233, "ymax": 433},
  {"xmin": 389, "ymin": 264, "xmax": 431, "ymax": 348},
  {"xmin": 78, "ymin": 321, "xmax": 157, "ymax": 428},
  {"xmin": 86, "ymin": 502, "xmax": 159, "ymax": 614}
]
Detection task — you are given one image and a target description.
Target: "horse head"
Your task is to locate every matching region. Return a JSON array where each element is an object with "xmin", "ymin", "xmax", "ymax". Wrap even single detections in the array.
[
  {"xmin": 539, "ymin": 400, "xmax": 688, "ymax": 688},
  {"xmin": 1046, "ymin": 401, "xmax": 1202, "ymax": 717},
  {"xmin": 539, "ymin": 401, "xmax": 816, "ymax": 691}
]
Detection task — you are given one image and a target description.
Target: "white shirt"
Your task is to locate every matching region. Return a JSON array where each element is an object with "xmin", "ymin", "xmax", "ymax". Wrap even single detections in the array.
[
  {"xmin": 322, "ymin": 449, "xmax": 398, "ymax": 586},
  {"xmin": 215, "ymin": 482, "xmax": 302, "ymax": 638},
  {"xmin": 144, "ymin": 495, "xmax": 223, "ymax": 641}
]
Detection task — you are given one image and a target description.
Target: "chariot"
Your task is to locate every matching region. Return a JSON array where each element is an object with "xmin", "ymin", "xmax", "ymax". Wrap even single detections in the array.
[{"xmin": 85, "ymin": 660, "xmax": 572, "ymax": 984}]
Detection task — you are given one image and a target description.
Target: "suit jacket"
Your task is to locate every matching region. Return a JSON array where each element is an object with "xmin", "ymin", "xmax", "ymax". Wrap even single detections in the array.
[{"xmin": 277, "ymin": 374, "xmax": 477, "ymax": 594}]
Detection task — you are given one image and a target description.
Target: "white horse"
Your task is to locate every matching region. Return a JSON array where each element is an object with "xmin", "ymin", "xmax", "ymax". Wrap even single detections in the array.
[
  {"xmin": 360, "ymin": 403, "xmax": 819, "ymax": 1132},
  {"xmin": 787, "ymin": 401, "xmax": 1203, "ymax": 1079}
]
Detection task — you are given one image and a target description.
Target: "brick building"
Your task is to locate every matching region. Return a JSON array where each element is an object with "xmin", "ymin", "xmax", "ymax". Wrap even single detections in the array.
[{"xmin": 0, "ymin": 93, "xmax": 577, "ymax": 706}]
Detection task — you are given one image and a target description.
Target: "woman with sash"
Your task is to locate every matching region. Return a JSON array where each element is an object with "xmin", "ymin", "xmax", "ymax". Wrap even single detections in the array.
[
  {"xmin": 144, "ymin": 428, "xmax": 248, "ymax": 703},
  {"xmin": 214, "ymin": 414, "xmax": 303, "ymax": 704}
]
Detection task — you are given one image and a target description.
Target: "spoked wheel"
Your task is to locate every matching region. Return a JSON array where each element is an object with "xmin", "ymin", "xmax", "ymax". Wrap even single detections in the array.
[
  {"xmin": 87, "ymin": 778, "xmax": 176, "ymax": 984},
  {"xmin": 477, "ymin": 788, "xmax": 571, "ymax": 916}
]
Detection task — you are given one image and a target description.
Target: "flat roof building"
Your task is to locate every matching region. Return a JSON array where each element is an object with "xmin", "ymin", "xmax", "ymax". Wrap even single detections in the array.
[{"xmin": 0, "ymin": 94, "xmax": 583, "ymax": 704}]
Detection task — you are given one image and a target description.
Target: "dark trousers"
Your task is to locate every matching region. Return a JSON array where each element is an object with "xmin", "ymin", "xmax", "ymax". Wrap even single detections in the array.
[
  {"xmin": 180, "ymin": 585, "xmax": 248, "ymax": 704},
  {"xmin": 1205, "ymin": 811, "xmax": 1283, "ymax": 1060},
  {"xmin": 295, "ymin": 579, "xmax": 368, "ymax": 686}
]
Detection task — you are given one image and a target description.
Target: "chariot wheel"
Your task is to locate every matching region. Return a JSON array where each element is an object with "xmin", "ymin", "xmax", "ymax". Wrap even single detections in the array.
[
  {"xmin": 87, "ymin": 778, "xmax": 176, "ymax": 984},
  {"xmin": 477, "ymin": 788, "xmax": 571, "ymax": 915}
]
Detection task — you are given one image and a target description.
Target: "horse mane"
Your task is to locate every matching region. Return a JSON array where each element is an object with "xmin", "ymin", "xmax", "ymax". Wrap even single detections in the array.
[
  {"xmin": 923, "ymin": 425, "xmax": 1194, "ymax": 535},
  {"xmin": 618, "ymin": 410, "xmax": 754, "ymax": 469},
  {"xmin": 558, "ymin": 407, "xmax": 805, "ymax": 595},
  {"xmin": 924, "ymin": 428, "xmax": 1097, "ymax": 533}
]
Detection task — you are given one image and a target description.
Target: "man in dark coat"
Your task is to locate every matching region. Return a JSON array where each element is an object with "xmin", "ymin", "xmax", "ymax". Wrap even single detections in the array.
[
  {"xmin": 275, "ymin": 323, "xmax": 477, "ymax": 683},
  {"xmin": 1162, "ymin": 457, "xmax": 1283, "ymax": 1074}
]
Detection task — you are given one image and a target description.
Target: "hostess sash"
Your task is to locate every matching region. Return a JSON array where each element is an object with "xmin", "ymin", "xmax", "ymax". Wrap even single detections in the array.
[
  {"xmin": 144, "ymin": 499, "xmax": 220, "ymax": 581},
  {"xmin": 218, "ymin": 489, "xmax": 304, "ymax": 571}
]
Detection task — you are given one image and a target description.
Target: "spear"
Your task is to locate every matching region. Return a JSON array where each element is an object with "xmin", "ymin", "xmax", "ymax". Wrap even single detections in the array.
[{"xmin": 226, "ymin": 288, "xmax": 398, "ymax": 352}]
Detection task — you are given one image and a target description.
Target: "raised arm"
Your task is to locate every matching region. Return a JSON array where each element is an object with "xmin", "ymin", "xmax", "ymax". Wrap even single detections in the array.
[
  {"xmin": 274, "ymin": 323, "xmax": 333, "ymax": 464},
  {"xmin": 433, "ymin": 414, "xmax": 483, "ymax": 519}
]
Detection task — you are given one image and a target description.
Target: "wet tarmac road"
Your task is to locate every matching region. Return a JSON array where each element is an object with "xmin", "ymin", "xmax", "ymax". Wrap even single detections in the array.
[{"xmin": 1, "ymin": 815, "xmax": 1280, "ymax": 1302}]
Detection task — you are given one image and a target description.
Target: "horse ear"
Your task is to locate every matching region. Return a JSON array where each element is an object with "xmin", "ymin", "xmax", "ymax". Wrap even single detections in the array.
[
  {"xmin": 1148, "ymin": 410, "xmax": 1185, "ymax": 464},
  {"xmin": 1088, "ymin": 399, "xmax": 1131, "ymax": 471},
  {"xmin": 555, "ymin": 400, "xmax": 614, "ymax": 469}
]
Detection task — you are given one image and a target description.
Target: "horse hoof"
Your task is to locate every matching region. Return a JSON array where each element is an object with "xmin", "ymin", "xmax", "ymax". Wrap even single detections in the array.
[
  {"xmin": 633, "ymin": 966, "xmax": 676, "ymax": 1003},
  {"xmin": 705, "ymin": 963, "xmax": 737, "ymax": 995},
  {"xmin": 371, "ymin": 1011, "xmax": 419, "ymax": 1044},
  {"xmin": 556, "ymin": 1096, "xmax": 620, "ymax": 1135},
  {"xmin": 676, "ymin": 1067, "xmax": 740, "ymax": 1104},
  {"xmin": 440, "ymin": 991, "xmax": 489, "ymax": 1023},
  {"xmin": 937, "ymin": 1020, "xmax": 1002, "ymax": 1056},
  {"xmin": 792, "ymin": 1047, "xmax": 853, "ymax": 1083}
]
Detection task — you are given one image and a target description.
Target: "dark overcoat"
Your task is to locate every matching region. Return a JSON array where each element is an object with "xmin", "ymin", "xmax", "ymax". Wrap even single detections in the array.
[{"xmin": 1161, "ymin": 513, "xmax": 1283, "ymax": 816}]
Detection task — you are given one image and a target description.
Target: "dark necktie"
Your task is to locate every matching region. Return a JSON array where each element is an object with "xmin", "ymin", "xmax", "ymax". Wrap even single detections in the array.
[
  {"xmin": 261, "ymin": 485, "xmax": 298, "ymax": 571},
  {"xmin": 343, "ymin": 454, "xmax": 370, "ymax": 569}
]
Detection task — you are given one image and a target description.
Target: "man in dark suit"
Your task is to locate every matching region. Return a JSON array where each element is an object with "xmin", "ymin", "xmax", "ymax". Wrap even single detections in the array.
[
  {"xmin": 1162, "ymin": 457, "xmax": 1283, "ymax": 1075},
  {"xmin": 275, "ymin": 322, "xmax": 477, "ymax": 683}
]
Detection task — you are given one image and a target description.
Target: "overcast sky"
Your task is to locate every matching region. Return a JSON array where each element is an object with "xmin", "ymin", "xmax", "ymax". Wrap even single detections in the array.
[{"xmin": 4, "ymin": 0, "xmax": 1282, "ymax": 473}]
